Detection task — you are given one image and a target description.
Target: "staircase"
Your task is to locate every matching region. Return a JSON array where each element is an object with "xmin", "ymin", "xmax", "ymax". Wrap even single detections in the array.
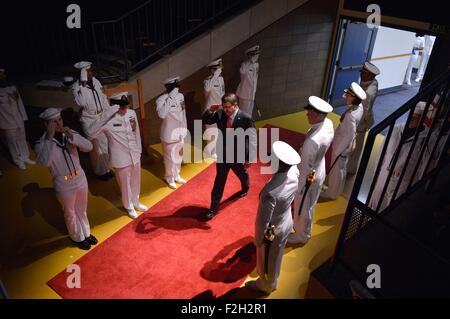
[
  {"xmin": 91, "ymin": 0, "xmax": 262, "ymax": 83},
  {"xmin": 309, "ymin": 69, "xmax": 450, "ymax": 298}
]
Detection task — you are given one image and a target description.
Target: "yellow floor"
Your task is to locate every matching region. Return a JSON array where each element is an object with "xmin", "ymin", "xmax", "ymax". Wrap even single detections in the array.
[{"xmin": 0, "ymin": 110, "xmax": 361, "ymax": 299}]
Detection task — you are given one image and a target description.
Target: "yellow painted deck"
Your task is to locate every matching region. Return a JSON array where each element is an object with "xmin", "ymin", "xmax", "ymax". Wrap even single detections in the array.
[{"xmin": 0, "ymin": 110, "xmax": 382, "ymax": 299}]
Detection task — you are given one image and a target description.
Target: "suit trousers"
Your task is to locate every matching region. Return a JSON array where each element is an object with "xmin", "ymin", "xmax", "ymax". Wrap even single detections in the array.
[{"xmin": 210, "ymin": 162, "xmax": 249, "ymax": 211}]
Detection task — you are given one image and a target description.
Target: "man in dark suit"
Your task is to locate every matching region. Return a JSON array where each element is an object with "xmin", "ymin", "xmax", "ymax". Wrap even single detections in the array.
[{"xmin": 202, "ymin": 93, "xmax": 257, "ymax": 220}]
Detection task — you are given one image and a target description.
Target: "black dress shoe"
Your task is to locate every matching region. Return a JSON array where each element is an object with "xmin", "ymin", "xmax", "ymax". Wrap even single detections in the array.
[
  {"xmin": 204, "ymin": 210, "xmax": 217, "ymax": 221},
  {"xmin": 76, "ymin": 240, "xmax": 91, "ymax": 250},
  {"xmin": 85, "ymin": 235, "xmax": 98, "ymax": 245},
  {"xmin": 96, "ymin": 173, "xmax": 110, "ymax": 181},
  {"xmin": 238, "ymin": 189, "xmax": 249, "ymax": 198}
]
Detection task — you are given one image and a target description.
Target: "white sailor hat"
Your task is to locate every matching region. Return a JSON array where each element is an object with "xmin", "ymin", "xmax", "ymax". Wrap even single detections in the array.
[
  {"xmin": 63, "ymin": 76, "xmax": 74, "ymax": 82},
  {"xmin": 207, "ymin": 58, "xmax": 223, "ymax": 68},
  {"xmin": 272, "ymin": 141, "xmax": 301, "ymax": 166},
  {"xmin": 109, "ymin": 91, "xmax": 128, "ymax": 100},
  {"xmin": 0, "ymin": 68, "xmax": 5, "ymax": 74},
  {"xmin": 345, "ymin": 82, "xmax": 367, "ymax": 100},
  {"xmin": 246, "ymin": 45, "xmax": 260, "ymax": 55},
  {"xmin": 362, "ymin": 62, "xmax": 380, "ymax": 75},
  {"xmin": 305, "ymin": 96, "xmax": 333, "ymax": 113},
  {"xmin": 74, "ymin": 61, "xmax": 92, "ymax": 70},
  {"xmin": 413, "ymin": 101, "xmax": 426, "ymax": 115},
  {"xmin": 39, "ymin": 108, "xmax": 61, "ymax": 120},
  {"xmin": 162, "ymin": 76, "xmax": 180, "ymax": 85}
]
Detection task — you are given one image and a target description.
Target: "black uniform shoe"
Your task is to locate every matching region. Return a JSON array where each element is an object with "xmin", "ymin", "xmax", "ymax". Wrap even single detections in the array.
[
  {"xmin": 96, "ymin": 173, "xmax": 110, "ymax": 181},
  {"xmin": 76, "ymin": 240, "xmax": 91, "ymax": 250},
  {"xmin": 85, "ymin": 235, "xmax": 98, "ymax": 245},
  {"xmin": 204, "ymin": 210, "xmax": 217, "ymax": 221},
  {"xmin": 238, "ymin": 189, "xmax": 249, "ymax": 198}
]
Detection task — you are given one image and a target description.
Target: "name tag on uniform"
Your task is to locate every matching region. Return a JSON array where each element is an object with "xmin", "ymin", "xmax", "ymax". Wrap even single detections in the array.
[
  {"xmin": 214, "ymin": 85, "xmax": 219, "ymax": 87},
  {"xmin": 171, "ymin": 105, "xmax": 176, "ymax": 108},
  {"xmin": 113, "ymin": 123, "xmax": 122, "ymax": 127}
]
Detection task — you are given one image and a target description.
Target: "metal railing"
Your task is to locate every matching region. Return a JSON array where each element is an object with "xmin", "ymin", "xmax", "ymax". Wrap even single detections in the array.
[
  {"xmin": 330, "ymin": 69, "xmax": 450, "ymax": 295},
  {"xmin": 91, "ymin": 0, "xmax": 261, "ymax": 81}
]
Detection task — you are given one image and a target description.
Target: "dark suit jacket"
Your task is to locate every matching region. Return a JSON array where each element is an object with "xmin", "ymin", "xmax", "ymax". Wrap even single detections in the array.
[{"xmin": 202, "ymin": 109, "xmax": 256, "ymax": 163}]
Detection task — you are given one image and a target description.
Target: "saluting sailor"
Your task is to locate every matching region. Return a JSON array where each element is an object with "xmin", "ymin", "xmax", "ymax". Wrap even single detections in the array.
[
  {"xmin": 72, "ymin": 61, "xmax": 112, "ymax": 181},
  {"xmin": 156, "ymin": 76, "xmax": 188, "ymax": 189},
  {"xmin": 236, "ymin": 45, "xmax": 260, "ymax": 118},
  {"xmin": 203, "ymin": 58, "xmax": 225, "ymax": 159},
  {"xmin": 87, "ymin": 92, "xmax": 148, "ymax": 219},
  {"xmin": 288, "ymin": 97, "xmax": 334, "ymax": 245},
  {"xmin": 321, "ymin": 82, "xmax": 365, "ymax": 200},
  {"xmin": 35, "ymin": 108, "xmax": 97, "ymax": 250},
  {"xmin": 246, "ymin": 141, "xmax": 300, "ymax": 294},
  {"xmin": 347, "ymin": 62, "xmax": 380, "ymax": 174}
]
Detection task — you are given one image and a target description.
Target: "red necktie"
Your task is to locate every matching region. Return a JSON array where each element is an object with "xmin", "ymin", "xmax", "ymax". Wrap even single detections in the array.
[{"xmin": 226, "ymin": 116, "xmax": 232, "ymax": 128}]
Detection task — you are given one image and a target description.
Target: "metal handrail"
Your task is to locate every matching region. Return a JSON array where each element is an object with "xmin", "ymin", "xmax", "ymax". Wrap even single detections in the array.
[
  {"xmin": 332, "ymin": 69, "xmax": 450, "ymax": 276},
  {"xmin": 91, "ymin": 0, "xmax": 261, "ymax": 81}
]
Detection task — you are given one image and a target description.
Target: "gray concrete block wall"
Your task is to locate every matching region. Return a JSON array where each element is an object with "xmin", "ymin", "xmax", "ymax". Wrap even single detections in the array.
[
  {"xmin": 245, "ymin": 0, "xmax": 338, "ymax": 120},
  {"xmin": 145, "ymin": 0, "xmax": 338, "ymax": 144}
]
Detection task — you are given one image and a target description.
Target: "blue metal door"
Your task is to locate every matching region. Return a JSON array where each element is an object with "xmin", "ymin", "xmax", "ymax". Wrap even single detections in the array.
[{"xmin": 328, "ymin": 19, "xmax": 377, "ymax": 106}]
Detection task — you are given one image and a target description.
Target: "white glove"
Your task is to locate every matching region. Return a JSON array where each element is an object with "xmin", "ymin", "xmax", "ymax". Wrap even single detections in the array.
[
  {"xmin": 213, "ymin": 68, "xmax": 222, "ymax": 78},
  {"xmin": 169, "ymin": 87, "xmax": 179, "ymax": 98},
  {"xmin": 80, "ymin": 68, "xmax": 88, "ymax": 82}
]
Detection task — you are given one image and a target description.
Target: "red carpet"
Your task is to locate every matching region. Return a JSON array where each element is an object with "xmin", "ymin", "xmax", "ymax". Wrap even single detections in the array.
[
  {"xmin": 262, "ymin": 124, "xmax": 332, "ymax": 173},
  {"xmin": 48, "ymin": 126, "xmax": 328, "ymax": 298}
]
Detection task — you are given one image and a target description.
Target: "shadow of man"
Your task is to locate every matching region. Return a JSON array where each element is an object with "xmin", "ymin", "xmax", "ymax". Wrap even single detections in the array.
[
  {"xmin": 200, "ymin": 236, "xmax": 256, "ymax": 284},
  {"xmin": 134, "ymin": 205, "xmax": 212, "ymax": 240}
]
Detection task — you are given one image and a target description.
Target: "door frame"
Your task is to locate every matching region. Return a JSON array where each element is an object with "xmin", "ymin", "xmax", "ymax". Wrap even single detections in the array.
[
  {"xmin": 324, "ymin": 17, "xmax": 378, "ymax": 105},
  {"xmin": 320, "ymin": 0, "xmax": 441, "ymax": 103}
]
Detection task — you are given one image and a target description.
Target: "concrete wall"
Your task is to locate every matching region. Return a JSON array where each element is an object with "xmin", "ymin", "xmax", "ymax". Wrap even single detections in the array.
[
  {"xmin": 18, "ymin": 0, "xmax": 339, "ymax": 146},
  {"xmin": 142, "ymin": 0, "xmax": 338, "ymax": 144}
]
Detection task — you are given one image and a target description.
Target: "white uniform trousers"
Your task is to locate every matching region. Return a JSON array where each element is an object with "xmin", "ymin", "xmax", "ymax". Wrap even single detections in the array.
[
  {"xmin": 115, "ymin": 162, "xmax": 141, "ymax": 210},
  {"xmin": 162, "ymin": 140, "xmax": 183, "ymax": 179},
  {"xmin": 255, "ymin": 228, "xmax": 290, "ymax": 291},
  {"xmin": 290, "ymin": 184, "xmax": 322, "ymax": 244},
  {"xmin": 1, "ymin": 127, "xmax": 30, "ymax": 166},
  {"xmin": 322, "ymin": 154, "xmax": 348, "ymax": 200},
  {"xmin": 238, "ymin": 98, "xmax": 255, "ymax": 118},
  {"xmin": 347, "ymin": 130, "xmax": 365, "ymax": 174},
  {"xmin": 89, "ymin": 132, "xmax": 110, "ymax": 176},
  {"xmin": 56, "ymin": 185, "xmax": 91, "ymax": 242}
]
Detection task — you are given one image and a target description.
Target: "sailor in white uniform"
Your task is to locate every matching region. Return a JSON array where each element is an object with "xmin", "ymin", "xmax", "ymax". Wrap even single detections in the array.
[
  {"xmin": 369, "ymin": 102, "xmax": 428, "ymax": 212},
  {"xmin": 245, "ymin": 141, "xmax": 300, "ymax": 294},
  {"xmin": 348, "ymin": 62, "xmax": 380, "ymax": 174},
  {"xmin": 404, "ymin": 36, "xmax": 424, "ymax": 85},
  {"xmin": 236, "ymin": 45, "xmax": 260, "ymax": 118},
  {"xmin": 35, "ymin": 108, "xmax": 97, "ymax": 250},
  {"xmin": 203, "ymin": 58, "xmax": 225, "ymax": 159},
  {"xmin": 87, "ymin": 92, "xmax": 148, "ymax": 219},
  {"xmin": 156, "ymin": 77, "xmax": 188, "ymax": 189},
  {"xmin": 321, "ymin": 82, "xmax": 365, "ymax": 200},
  {"xmin": 288, "ymin": 97, "xmax": 334, "ymax": 245},
  {"xmin": 0, "ymin": 69, "xmax": 35, "ymax": 170},
  {"xmin": 72, "ymin": 61, "xmax": 112, "ymax": 180}
]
